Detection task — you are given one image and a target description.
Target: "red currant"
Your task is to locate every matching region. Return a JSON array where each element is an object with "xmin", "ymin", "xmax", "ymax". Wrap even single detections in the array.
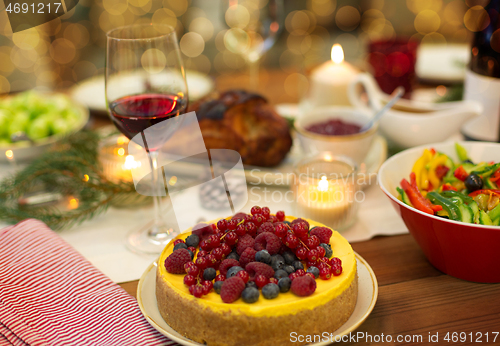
[
  {"xmin": 276, "ymin": 210, "xmax": 285, "ymax": 221},
  {"xmin": 206, "ymin": 254, "xmax": 217, "ymax": 267},
  {"xmin": 188, "ymin": 284, "xmax": 196, "ymax": 295},
  {"xmin": 316, "ymin": 246, "xmax": 326, "ymax": 258},
  {"xmin": 236, "ymin": 270, "xmax": 250, "ymax": 283},
  {"xmin": 210, "ymin": 223, "xmax": 217, "ymax": 232},
  {"xmin": 306, "ymin": 260, "xmax": 318, "ymax": 268},
  {"xmin": 295, "ymin": 247, "xmax": 308, "ymax": 260},
  {"xmin": 331, "ymin": 264, "xmax": 342, "ymax": 276},
  {"xmin": 292, "ymin": 222, "xmax": 308, "ymax": 238},
  {"xmin": 245, "ymin": 222, "xmax": 257, "ymax": 237},
  {"xmin": 243, "ymin": 213, "xmax": 253, "ymax": 223},
  {"xmin": 320, "ymin": 267, "xmax": 332, "ymax": 280},
  {"xmin": 173, "ymin": 239, "xmax": 185, "ymax": 246},
  {"xmin": 220, "ymin": 243, "xmax": 231, "ymax": 256},
  {"xmin": 195, "ymin": 257, "xmax": 209, "ymax": 270},
  {"xmin": 192, "ymin": 285, "xmax": 204, "ymax": 298},
  {"xmin": 202, "ymin": 280, "xmax": 213, "ymax": 295},
  {"xmin": 306, "ymin": 235, "xmax": 320, "ymax": 249},
  {"xmin": 317, "ymin": 260, "xmax": 328, "ymax": 269},
  {"xmin": 251, "ymin": 206, "xmax": 262, "ymax": 215},
  {"xmin": 183, "ymin": 274, "xmax": 196, "ymax": 286},
  {"xmin": 331, "ymin": 257, "xmax": 342, "ymax": 266},
  {"xmin": 252, "ymin": 214, "xmax": 264, "ymax": 227},
  {"xmin": 235, "ymin": 224, "xmax": 246, "ymax": 236},
  {"xmin": 187, "ymin": 246, "xmax": 196, "ymax": 254},
  {"xmin": 285, "ymin": 233, "xmax": 299, "ymax": 249},
  {"xmin": 307, "ymin": 249, "xmax": 319, "ymax": 262},
  {"xmin": 217, "ymin": 219, "xmax": 228, "ymax": 232},
  {"xmin": 289, "ymin": 272, "xmax": 299, "ymax": 281},
  {"xmin": 254, "ymin": 274, "xmax": 268, "ymax": 288},
  {"xmin": 268, "ymin": 215, "xmax": 278, "ymax": 223},
  {"xmin": 215, "ymin": 274, "xmax": 226, "ymax": 282},
  {"xmin": 185, "ymin": 263, "xmax": 200, "ymax": 276},
  {"xmin": 197, "ymin": 250, "xmax": 208, "ymax": 258},
  {"xmin": 211, "ymin": 247, "xmax": 224, "ymax": 260},
  {"xmin": 200, "ymin": 240, "xmax": 212, "ymax": 251},
  {"xmin": 269, "ymin": 277, "xmax": 279, "ymax": 285},
  {"xmin": 296, "ymin": 269, "xmax": 306, "ymax": 277},
  {"xmin": 224, "ymin": 231, "xmax": 238, "ymax": 246},
  {"xmin": 261, "ymin": 207, "xmax": 271, "ymax": 220},
  {"xmin": 227, "ymin": 219, "xmax": 238, "ymax": 231},
  {"xmin": 274, "ymin": 223, "xmax": 287, "ymax": 238},
  {"xmin": 209, "ymin": 234, "xmax": 221, "ymax": 248}
]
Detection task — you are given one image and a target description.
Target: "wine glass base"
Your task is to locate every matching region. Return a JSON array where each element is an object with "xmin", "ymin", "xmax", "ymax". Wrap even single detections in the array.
[{"xmin": 126, "ymin": 222, "xmax": 179, "ymax": 255}]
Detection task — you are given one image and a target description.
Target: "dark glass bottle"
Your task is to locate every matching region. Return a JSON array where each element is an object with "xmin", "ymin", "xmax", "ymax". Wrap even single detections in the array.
[{"xmin": 463, "ymin": 0, "xmax": 500, "ymax": 142}]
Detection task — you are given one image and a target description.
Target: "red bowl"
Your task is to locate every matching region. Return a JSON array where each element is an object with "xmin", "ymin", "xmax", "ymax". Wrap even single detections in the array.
[{"xmin": 378, "ymin": 141, "xmax": 500, "ymax": 283}]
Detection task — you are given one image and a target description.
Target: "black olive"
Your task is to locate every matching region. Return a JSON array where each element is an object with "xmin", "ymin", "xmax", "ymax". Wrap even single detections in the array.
[
  {"xmin": 462, "ymin": 159, "xmax": 474, "ymax": 164},
  {"xmin": 465, "ymin": 173, "xmax": 483, "ymax": 192}
]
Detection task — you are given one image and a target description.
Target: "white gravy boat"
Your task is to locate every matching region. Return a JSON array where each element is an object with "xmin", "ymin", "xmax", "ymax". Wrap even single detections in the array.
[{"xmin": 348, "ymin": 73, "xmax": 483, "ymax": 148}]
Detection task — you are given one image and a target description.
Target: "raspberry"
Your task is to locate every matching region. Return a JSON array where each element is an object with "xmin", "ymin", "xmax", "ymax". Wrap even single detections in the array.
[
  {"xmin": 257, "ymin": 222, "xmax": 275, "ymax": 235},
  {"xmin": 291, "ymin": 218, "xmax": 310, "ymax": 229},
  {"xmin": 164, "ymin": 249, "xmax": 192, "ymax": 274},
  {"xmin": 219, "ymin": 258, "xmax": 240, "ymax": 276},
  {"xmin": 220, "ymin": 276, "xmax": 246, "ymax": 303},
  {"xmin": 245, "ymin": 262, "xmax": 275, "ymax": 280},
  {"xmin": 239, "ymin": 247, "xmax": 257, "ymax": 268},
  {"xmin": 236, "ymin": 234, "xmax": 255, "ymax": 255},
  {"xmin": 310, "ymin": 227, "xmax": 333, "ymax": 244},
  {"xmin": 291, "ymin": 275, "xmax": 317, "ymax": 296},
  {"xmin": 254, "ymin": 232, "xmax": 281, "ymax": 255},
  {"xmin": 192, "ymin": 223, "xmax": 216, "ymax": 240}
]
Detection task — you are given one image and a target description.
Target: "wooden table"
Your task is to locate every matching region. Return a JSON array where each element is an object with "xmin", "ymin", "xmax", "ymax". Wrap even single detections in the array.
[{"xmin": 117, "ymin": 70, "xmax": 500, "ymax": 345}]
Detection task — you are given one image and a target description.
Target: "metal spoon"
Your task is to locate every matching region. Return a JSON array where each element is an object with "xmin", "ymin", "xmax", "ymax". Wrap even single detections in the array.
[{"xmin": 360, "ymin": 86, "xmax": 405, "ymax": 133}]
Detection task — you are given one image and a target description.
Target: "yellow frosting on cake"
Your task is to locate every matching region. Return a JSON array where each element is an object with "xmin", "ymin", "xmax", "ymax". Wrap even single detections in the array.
[{"xmin": 157, "ymin": 216, "xmax": 356, "ymax": 317}]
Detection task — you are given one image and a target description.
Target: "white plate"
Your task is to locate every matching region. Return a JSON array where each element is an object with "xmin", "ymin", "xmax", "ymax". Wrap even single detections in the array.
[
  {"xmin": 137, "ymin": 252, "xmax": 378, "ymax": 346},
  {"xmin": 244, "ymin": 135, "xmax": 387, "ymax": 188},
  {"xmin": 70, "ymin": 70, "xmax": 214, "ymax": 113},
  {"xmin": 416, "ymin": 44, "xmax": 469, "ymax": 83}
]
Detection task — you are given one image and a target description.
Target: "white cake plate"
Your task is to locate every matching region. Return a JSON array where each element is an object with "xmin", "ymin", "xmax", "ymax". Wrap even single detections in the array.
[{"xmin": 137, "ymin": 252, "xmax": 378, "ymax": 346}]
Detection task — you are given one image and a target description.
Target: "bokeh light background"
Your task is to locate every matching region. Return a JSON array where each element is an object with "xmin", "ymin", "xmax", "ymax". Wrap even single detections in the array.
[{"xmin": 0, "ymin": 0, "xmax": 491, "ymax": 95}]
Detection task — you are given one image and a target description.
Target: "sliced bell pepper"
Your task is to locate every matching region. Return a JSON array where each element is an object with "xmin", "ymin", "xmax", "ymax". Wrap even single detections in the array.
[
  {"xmin": 441, "ymin": 183, "xmax": 457, "ymax": 191},
  {"xmin": 412, "ymin": 149, "xmax": 434, "ymax": 191},
  {"xmin": 427, "ymin": 192, "xmax": 462, "ymax": 221},
  {"xmin": 490, "ymin": 169, "xmax": 500, "ymax": 183},
  {"xmin": 468, "ymin": 189, "xmax": 500, "ymax": 198},
  {"xmin": 435, "ymin": 165, "xmax": 450, "ymax": 180},
  {"xmin": 454, "ymin": 166, "xmax": 468, "ymax": 181},
  {"xmin": 472, "ymin": 163, "xmax": 500, "ymax": 178},
  {"xmin": 400, "ymin": 178, "xmax": 434, "ymax": 215},
  {"xmin": 428, "ymin": 155, "xmax": 448, "ymax": 190}
]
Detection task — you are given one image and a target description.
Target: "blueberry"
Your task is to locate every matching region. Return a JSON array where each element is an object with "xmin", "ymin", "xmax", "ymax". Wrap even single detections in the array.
[
  {"xmin": 187, "ymin": 249, "xmax": 194, "ymax": 260},
  {"xmin": 262, "ymin": 283, "xmax": 280, "ymax": 299},
  {"xmin": 255, "ymin": 250, "xmax": 272, "ymax": 264},
  {"xmin": 319, "ymin": 243, "xmax": 333, "ymax": 258},
  {"xmin": 278, "ymin": 277, "xmax": 291, "ymax": 293},
  {"xmin": 227, "ymin": 252, "xmax": 240, "ymax": 261},
  {"xmin": 227, "ymin": 266, "xmax": 244, "ymax": 278},
  {"xmin": 185, "ymin": 234, "xmax": 200, "ymax": 248},
  {"xmin": 274, "ymin": 269, "xmax": 288, "ymax": 280},
  {"xmin": 284, "ymin": 265, "xmax": 295, "ymax": 274},
  {"xmin": 292, "ymin": 260, "xmax": 304, "ymax": 271},
  {"xmin": 241, "ymin": 287, "xmax": 260, "ymax": 303},
  {"xmin": 173, "ymin": 243, "xmax": 188, "ymax": 251},
  {"xmin": 282, "ymin": 250, "xmax": 297, "ymax": 265},
  {"xmin": 271, "ymin": 254, "xmax": 285, "ymax": 271},
  {"xmin": 246, "ymin": 281, "xmax": 258, "ymax": 289},
  {"xmin": 213, "ymin": 281, "xmax": 223, "ymax": 294},
  {"xmin": 306, "ymin": 266, "xmax": 320, "ymax": 279},
  {"xmin": 203, "ymin": 268, "xmax": 216, "ymax": 281}
]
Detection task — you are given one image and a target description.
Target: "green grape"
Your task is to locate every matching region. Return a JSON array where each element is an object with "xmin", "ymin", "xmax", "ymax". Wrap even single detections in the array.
[
  {"xmin": 51, "ymin": 118, "xmax": 71, "ymax": 134},
  {"xmin": 8, "ymin": 111, "xmax": 29, "ymax": 137},
  {"xmin": 0, "ymin": 109, "xmax": 12, "ymax": 137},
  {"xmin": 27, "ymin": 116, "xmax": 52, "ymax": 140}
]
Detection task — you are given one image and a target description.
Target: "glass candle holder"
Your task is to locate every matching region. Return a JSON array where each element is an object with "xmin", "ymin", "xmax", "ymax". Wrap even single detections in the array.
[{"xmin": 293, "ymin": 153, "xmax": 360, "ymax": 231}]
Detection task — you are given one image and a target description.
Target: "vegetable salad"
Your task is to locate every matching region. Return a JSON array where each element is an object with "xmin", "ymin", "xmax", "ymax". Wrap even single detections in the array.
[{"xmin": 398, "ymin": 143, "xmax": 500, "ymax": 226}]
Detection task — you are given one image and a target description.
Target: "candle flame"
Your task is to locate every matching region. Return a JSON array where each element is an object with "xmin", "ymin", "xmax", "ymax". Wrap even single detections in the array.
[
  {"xmin": 331, "ymin": 44, "xmax": 344, "ymax": 64},
  {"xmin": 318, "ymin": 176, "xmax": 329, "ymax": 192},
  {"xmin": 122, "ymin": 155, "xmax": 141, "ymax": 170},
  {"xmin": 5, "ymin": 150, "xmax": 13, "ymax": 160},
  {"xmin": 117, "ymin": 148, "xmax": 125, "ymax": 156}
]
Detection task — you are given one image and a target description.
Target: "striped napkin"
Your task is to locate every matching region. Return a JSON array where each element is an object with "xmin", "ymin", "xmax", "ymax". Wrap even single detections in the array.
[{"xmin": 0, "ymin": 219, "xmax": 176, "ymax": 346}]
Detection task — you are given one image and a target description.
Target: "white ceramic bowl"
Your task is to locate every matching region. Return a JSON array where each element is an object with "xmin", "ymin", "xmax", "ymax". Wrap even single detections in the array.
[{"xmin": 295, "ymin": 107, "xmax": 377, "ymax": 165}]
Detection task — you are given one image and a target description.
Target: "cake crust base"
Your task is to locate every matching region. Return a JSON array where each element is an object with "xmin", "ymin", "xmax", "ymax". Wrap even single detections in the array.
[{"xmin": 156, "ymin": 266, "xmax": 358, "ymax": 346}]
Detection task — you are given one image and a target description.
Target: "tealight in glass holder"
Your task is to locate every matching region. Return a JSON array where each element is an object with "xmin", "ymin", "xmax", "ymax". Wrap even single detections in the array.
[{"xmin": 293, "ymin": 153, "xmax": 360, "ymax": 231}]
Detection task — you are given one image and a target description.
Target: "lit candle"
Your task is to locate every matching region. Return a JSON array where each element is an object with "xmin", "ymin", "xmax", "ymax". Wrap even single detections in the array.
[
  {"xmin": 99, "ymin": 135, "xmax": 141, "ymax": 183},
  {"xmin": 309, "ymin": 44, "xmax": 359, "ymax": 107}
]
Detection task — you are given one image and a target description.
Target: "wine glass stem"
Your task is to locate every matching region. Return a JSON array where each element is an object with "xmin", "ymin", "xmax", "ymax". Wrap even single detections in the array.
[
  {"xmin": 148, "ymin": 150, "xmax": 166, "ymax": 237},
  {"xmin": 248, "ymin": 58, "xmax": 260, "ymax": 91}
]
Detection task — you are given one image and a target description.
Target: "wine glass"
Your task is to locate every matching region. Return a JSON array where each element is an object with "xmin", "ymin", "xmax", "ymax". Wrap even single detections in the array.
[
  {"xmin": 105, "ymin": 24, "xmax": 188, "ymax": 254},
  {"xmin": 222, "ymin": 0, "xmax": 284, "ymax": 90}
]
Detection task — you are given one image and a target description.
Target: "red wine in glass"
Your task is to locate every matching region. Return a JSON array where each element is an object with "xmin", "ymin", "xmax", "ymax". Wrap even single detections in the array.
[{"xmin": 109, "ymin": 93, "xmax": 188, "ymax": 144}]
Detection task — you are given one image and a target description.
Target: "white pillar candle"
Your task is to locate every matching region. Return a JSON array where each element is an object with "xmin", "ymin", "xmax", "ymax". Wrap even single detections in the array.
[{"xmin": 309, "ymin": 44, "xmax": 359, "ymax": 107}]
